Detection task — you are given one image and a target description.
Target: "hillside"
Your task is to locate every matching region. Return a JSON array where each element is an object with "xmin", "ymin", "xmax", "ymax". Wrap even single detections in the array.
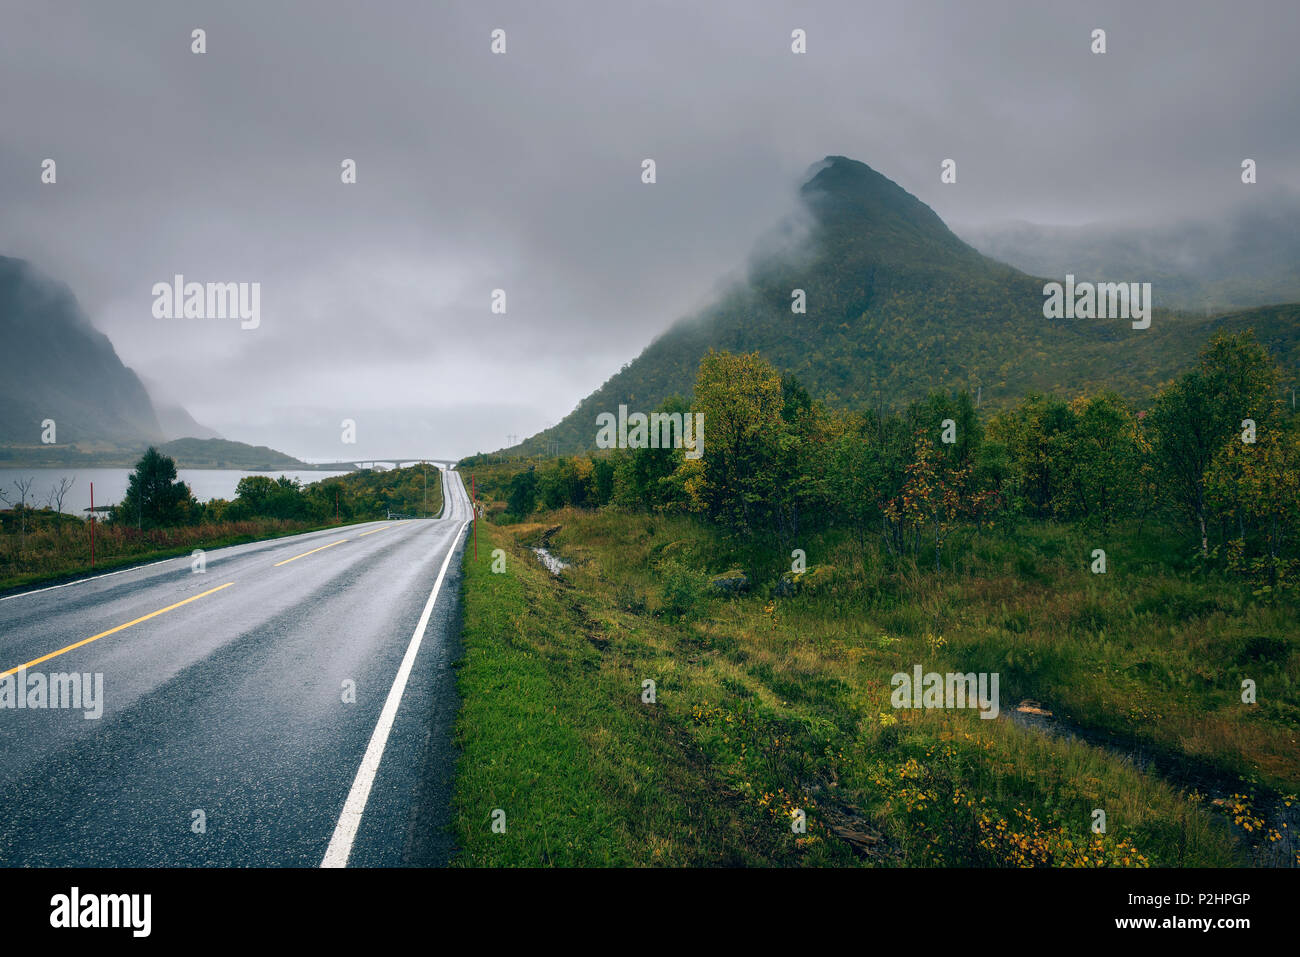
[
  {"xmin": 141, "ymin": 375, "xmax": 224, "ymax": 441},
  {"xmin": 508, "ymin": 157, "xmax": 1300, "ymax": 457},
  {"xmin": 0, "ymin": 437, "xmax": 310, "ymax": 470},
  {"xmin": 0, "ymin": 256, "xmax": 310, "ymax": 469},
  {"xmin": 0, "ymin": 256, "xmax": 162, "ymax": 446},
  {"xmin": 154, "ymin": 438, "xmax": 308, "ymax": 470}
]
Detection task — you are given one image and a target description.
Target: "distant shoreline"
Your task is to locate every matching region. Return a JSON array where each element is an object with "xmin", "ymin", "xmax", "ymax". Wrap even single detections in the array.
[
  {"xmin": 0, "ymin": 439, "xmax": 453, "ymax": 472},
  {"xmin": 0, "ymin": 456, "xmax": 337, "ymax": 470}
]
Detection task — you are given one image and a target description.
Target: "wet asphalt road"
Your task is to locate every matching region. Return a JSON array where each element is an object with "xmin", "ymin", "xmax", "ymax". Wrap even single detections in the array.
[{"xmin": 0, "ymin": 468, "xmax": 470, "ymax": 867}]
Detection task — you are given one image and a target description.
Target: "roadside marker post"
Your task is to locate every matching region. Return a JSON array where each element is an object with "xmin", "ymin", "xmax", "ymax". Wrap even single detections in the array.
[
  {"xmin": 472, "ymin": 474, "xmax": 477, "ymax": 560},
  {"xmin": 89, "ymin": 482, "xmax": 95, "ymax": 569}
]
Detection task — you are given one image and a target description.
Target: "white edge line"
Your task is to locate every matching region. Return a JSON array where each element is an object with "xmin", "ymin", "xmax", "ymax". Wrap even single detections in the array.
[{"xmin": 321, "ymin": 511, "xmax": 469, "ymax": 867}]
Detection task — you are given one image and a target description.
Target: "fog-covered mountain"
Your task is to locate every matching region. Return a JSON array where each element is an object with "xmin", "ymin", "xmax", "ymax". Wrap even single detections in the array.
[
  {"xmin": 506, "ymin": 157, "xmax": 1300, "ymax": 457},
  {"xmin": 140, "ymin": 376, "xmax": 223, "ymax": 442},
  {"xmin": 0, "ymin": 255, "xmax": 163, "ymax": 447},
  {"xmin": 0, "ymin": 256, "xmax": 308, "ymax": 468}
]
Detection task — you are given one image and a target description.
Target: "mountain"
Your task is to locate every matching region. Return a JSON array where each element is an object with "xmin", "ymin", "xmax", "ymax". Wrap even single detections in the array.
[
  {"xmin": 508, "ymin": 156, "xmax": 1300, "ymax": 457},
  {"xmin": 154, "ymin": 402, "xmax": 222, "ymax": 442},
  {"xmin": 0, "ymin": 256, "xmax": 163, "ymax": 446},
  {"xmin": 140, "ymin": 376, "xmax": 224, "ymax": 441},
  {"xmin": 958, "ymin": 191, "xmax": 1300, "ymax": 313},
  {"xmin": 0, "ymin": 255, "xmax": 308, "ymax": 470},
  {"xmin": 0, "ymin": 437, "xmax": 312, "ymax": 470},
  {"xmin": 154, "ymin": 438, "xmax": 306, "ymax": 470}
]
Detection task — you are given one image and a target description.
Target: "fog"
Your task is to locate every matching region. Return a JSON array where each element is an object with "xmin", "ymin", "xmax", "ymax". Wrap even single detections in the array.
[{"xmin": 1, "ymin": 0, "xmax": 1296, "ymax": 458}]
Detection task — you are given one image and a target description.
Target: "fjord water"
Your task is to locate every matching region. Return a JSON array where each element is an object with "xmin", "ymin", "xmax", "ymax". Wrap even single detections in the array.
[{"xmin": 0, "ymin": 468, "xmax": 350, "ymax": 514}]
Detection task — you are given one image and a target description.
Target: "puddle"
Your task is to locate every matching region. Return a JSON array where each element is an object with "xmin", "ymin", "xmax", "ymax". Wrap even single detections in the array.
[
  {"xmin": 1006, "ymin": 700, "xmax": 1298, "ymax": 867},
  {"xmin": 532, "ymin": 547, "xmax": 569, "ymax": 576}
]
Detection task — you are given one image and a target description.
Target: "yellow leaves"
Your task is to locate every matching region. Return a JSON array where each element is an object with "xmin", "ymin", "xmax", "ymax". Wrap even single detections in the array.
[
  {"xmin": 871, "ymin": 749, "xmax": 1151, "ymax": 867},
  {"xmin": 1217, "ymin": 791, "xmax": 1272, "ymax": 841}
]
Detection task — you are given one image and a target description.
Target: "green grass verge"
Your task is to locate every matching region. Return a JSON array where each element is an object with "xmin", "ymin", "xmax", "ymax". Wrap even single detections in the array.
[{"xmin": 451, "ymin": 519, "xmax": 785, "ymax": 865}]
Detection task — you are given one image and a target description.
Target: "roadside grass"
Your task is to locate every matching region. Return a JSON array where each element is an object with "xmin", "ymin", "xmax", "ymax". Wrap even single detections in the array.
[
  {"xmin": 452, "ymin": 503, "xmax": 1288, "ymax": 865},
  {"xmin": 451, "ymin": 519, "xmax": 786, "ymax": 865},
  {"xmin": 0, "ymin": 516, "xmax": 368, "ymax": 594}
]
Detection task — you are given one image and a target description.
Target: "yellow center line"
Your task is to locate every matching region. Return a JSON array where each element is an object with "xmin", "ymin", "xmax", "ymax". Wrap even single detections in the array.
[
  {"xmin": 356, "ymin": 524, "xmax": 398, "ymax": 538},
  {"xmin": 273, "ymin": 539, "xmax": 349, "ymax": 566},
  {"xmin": 0, "ymin": 581, "xmax": 236, "ymax": 679}
]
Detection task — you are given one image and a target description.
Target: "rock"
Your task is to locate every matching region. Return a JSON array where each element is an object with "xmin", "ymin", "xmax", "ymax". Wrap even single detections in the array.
[
  {"xmin": 820, "ymin": 801, "xmax": 889, "ymax": 860},
  {"xmin": 775, "ymin": 564, "xmax": 835, "ymax": 597},
  {"xmin": 709, "ymin": 569, "xmax": 749, "ymax": 595},
  {"xmin": 802, "ymin": 564, "xmax": 835, "ymax": 592}
]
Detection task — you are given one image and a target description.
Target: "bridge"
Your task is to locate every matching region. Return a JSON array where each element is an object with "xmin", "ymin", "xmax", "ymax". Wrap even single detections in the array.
[{"xmin": 305, "ymin": 458, "xmax": 459, "ymax": 472}]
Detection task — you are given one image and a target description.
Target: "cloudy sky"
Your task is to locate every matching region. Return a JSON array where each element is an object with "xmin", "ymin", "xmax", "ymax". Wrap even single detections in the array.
[{"xmin": 2, "ymin": 0, "xmax": 1297, "ymax": 460}]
